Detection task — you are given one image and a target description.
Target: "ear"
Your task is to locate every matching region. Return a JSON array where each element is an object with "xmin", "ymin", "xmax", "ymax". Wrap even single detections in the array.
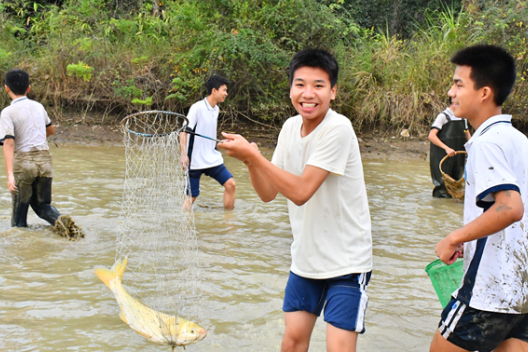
[
  {"xmin": 330, "ymin": 85, "xmax": 337, "ymax": 101},
  {"xmin": 26, "ymin": 85, "xmax": 31, "ymax": 94},
  {"xmin": 5, "ymin": 85, "xmax": 10, "ymax": 93},
  {"xmin": 480, "ymin": 86, "xmax": 494, "ymax": 104}
]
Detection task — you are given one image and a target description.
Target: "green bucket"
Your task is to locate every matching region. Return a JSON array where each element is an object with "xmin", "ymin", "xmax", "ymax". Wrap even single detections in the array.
[{"xmin": 425, "ymin": 258, "xmax": 464, "ymax": 308}]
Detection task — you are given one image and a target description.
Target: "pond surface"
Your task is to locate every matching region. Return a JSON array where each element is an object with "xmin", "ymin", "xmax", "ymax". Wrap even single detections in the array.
[{"xmin": 0, "ymin": 145, "xmax": 463, "ymax": 351}]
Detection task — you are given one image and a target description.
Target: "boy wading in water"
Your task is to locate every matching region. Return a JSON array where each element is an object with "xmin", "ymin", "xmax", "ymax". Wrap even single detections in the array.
[
  {"xmin": 0, "ymin": 69, "xmax": 83, "ymax": 239},
  {"xmin": 431, "ymin": 45, "xmax": 528, "ymax": 352},
  {"xmin": 428, "ymin": 106, "xmax": 471, "ymax": 198},
  {"xmin": 219, "ymin": 49, "xmax": 373, "ymax": 352},
  {"xmin": 180, "ymin": 74, "xmax": 236, "ymax": 210}
]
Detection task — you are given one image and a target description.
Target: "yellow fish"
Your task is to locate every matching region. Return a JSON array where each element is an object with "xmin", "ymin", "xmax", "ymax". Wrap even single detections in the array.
[{"xmin": 94, "ymin": 258, "xmax": 207, "ymax": 351}]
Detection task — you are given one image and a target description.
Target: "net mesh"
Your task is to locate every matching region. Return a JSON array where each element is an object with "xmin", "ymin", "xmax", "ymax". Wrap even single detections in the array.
[{"xmin": 115, "ymin": 111, "xmax": 203, "ymax": 322}]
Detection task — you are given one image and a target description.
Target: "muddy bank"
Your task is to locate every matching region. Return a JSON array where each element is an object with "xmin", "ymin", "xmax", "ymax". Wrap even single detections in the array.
[{"xmin": 49, "ymin": 123, "xmax": 429, "ymax": 160}]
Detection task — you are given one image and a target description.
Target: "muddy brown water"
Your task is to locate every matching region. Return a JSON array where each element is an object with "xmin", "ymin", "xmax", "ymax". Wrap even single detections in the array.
[{"xmin": 0, "ymin": 145, "xmax": 463, "ymax": 351}]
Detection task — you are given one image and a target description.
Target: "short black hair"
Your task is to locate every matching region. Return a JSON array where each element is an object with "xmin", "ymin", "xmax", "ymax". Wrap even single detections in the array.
[
  {"xmin": 451, "ymin": 44, "xmax": 516, "ymax": 106},
  {"xmin": 206, "ymin": 74, "xmax": 229, "ymax": 95},
  {"xmin": 289, "ymin": 48, "xmax": 339, "ymax": 88},
  {"xmin": 5, "ymin": 69, "xmax": 30, "ymax": 96}
]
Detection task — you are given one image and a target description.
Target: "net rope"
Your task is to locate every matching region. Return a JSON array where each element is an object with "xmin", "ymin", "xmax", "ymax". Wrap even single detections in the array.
[{"xmin": 115, "ymin": 111, "xmax": 203, "ymax": 324}]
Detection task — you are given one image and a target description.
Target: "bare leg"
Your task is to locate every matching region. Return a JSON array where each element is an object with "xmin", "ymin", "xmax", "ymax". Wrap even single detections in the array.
[
  {"xmin": 183, "ymin": 196, "xmax": 197, "ymax": 211},
  {"xmin": 494, "ymin": 338, "xmax": 528, "ymax": 352},
  {"xmin": 430, "ymin": 329, "xmax": 469, "ymax": 352},
  {"xmin": 281, "ymin": 311, "xmax": 317, "ymax": 352},
  {"xmin": 326, "ymin": 324, "xmax": 358, "ymax": 352},
  {"xmin": 222, "ymin": 178, "xmax": 236, "ymax": 210}
]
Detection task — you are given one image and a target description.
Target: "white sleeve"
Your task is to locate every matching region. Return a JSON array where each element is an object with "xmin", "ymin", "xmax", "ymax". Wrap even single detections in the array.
[
  {"xmin": 186, "ymin": 104, "xmax": 198, "ymax": 130},
  {"xmin": 431, "ymin": 113, "xmax": 447, "ymax": 130},
  {"xmin": 271, "ymin": 127, "xmax": 286, "ymax": 169},
  {"xmin": 306, "ymin": 123, "xmax": 352, "ymax": 176},
  {"xmin": 471, "ymin": 141, "xmax": 519, "ymax": 207},
  {"xmin": 43, "ymin": 106, "xmax": 51, "ymax": 126},
  {"xmin": 0, "ymin": 110, "xmax": 15, "ymax": 141}
]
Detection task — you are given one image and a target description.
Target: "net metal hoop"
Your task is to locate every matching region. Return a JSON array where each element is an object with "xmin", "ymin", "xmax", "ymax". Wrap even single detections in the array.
[{"xmin": 120, "ymin": 110, "xmax": 189, "ymax": 137}]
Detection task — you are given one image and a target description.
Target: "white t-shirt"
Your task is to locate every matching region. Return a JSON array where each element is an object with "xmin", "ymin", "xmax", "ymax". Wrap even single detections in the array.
[
  {"xmin": 186, "ymin": 98, "xmax": 223, "ymax": 170},
  {"xmin": 453, "ymin": 114, "xmax": 528, "ymax": 314},
  {"xmin": 431, "ymin": 108, "xmax": 468, "ymax": 131},
  {"xmin": 271, "ymin": 109, "xmax": 373, "ymax": 279},
  {"xmin": 0, "ymin": 96, "xmax": 51, "ymax": 153}
]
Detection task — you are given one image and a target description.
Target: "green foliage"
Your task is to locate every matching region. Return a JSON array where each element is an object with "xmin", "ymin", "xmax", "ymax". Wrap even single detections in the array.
[
  {"xmin": 66, "ymin": 62, "xmax": 94, "ymax": 82},
  {"xmin": 131, "ymin": 97, "xmax": 153, "ymax": 105},
  {"xmin": 3, "ymin": 0, "xmax": 528, "ymax": 135}
]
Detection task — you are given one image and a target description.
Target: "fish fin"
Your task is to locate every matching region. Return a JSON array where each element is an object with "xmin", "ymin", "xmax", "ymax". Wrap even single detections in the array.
[
  {"xmin": 177, "ymin": 316, "xmax": 186, "ymax": 325},
  {"xmin": 114, "ymin": 257, "xmax": 128, "ymax": 282},
  {"xmin": 119, "ymin": 311, "xmax": 128, "ymax": 324},
  {"xmin": 183, "ymin": 346, "xmax": 186, "ymax": 350},
  {"xmin": 93, "ymin": 265, "xmax": 114, "ymax": 290},
  {"xmin": 93, "ymin": 257, "xmax": 128, "ymax": 289},
  {"xmin": 135, "ymin": 329, "xmax": 152, "ymax": 340}
]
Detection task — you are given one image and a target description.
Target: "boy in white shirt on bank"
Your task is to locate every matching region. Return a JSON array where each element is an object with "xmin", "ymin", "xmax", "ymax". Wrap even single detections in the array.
[
  {"xmin": 218, "ymin": 49, "xmax": 373, "ymax": 352},
  {"xmin": 431, "ymin": 44, "xmax": 528, "ymax": 352}
]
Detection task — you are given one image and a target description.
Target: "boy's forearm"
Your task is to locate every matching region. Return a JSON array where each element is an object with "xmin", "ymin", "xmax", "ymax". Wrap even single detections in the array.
[
  {"xmin": 448, "ymin": 190, "xmax": 523, "ymax": 245},
  {"xmin": 179, "ymin": 132, "xmax": 187, "ymax": 154},
  {"xmin": 246, "ymin": 150, "xmax": 328, "ymax": 206},
  {"xmin": 428, "ymin": 130, "xmax": 450, "ymax": 150},
  {"xmin": 3, "ymin": 139, "xmax": 14, "ymax": 175},
  {"xmin": 245, "ymin": 162, "xmax": 278, "ymax": 202}
]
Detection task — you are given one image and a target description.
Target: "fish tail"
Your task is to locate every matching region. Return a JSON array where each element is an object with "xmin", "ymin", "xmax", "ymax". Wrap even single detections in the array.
[{"xmin": 93, "ymin": 257, "xmax": 128, "ymax": 289}]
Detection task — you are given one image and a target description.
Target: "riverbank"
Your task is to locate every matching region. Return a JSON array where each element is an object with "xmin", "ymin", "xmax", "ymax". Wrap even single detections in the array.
[{"xmin": 48, "ymin": 122, "xmax": 429, "ymax": 161}]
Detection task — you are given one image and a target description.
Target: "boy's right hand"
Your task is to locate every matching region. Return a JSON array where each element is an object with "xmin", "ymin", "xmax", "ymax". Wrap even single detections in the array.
[
  {"xmin": 180, "ymin": 153, "xmax": 189, "ymax": 170},
  {"xmin": 7, "ymin": 174, "xmax": 17, "ymax": 193},
  {"xmin": 444, "ymin": 147, "xmax": 456, "ymax": 157}
]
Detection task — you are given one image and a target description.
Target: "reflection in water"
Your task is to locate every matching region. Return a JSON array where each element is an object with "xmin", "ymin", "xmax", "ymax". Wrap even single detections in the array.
[{"xmin": 0, "ymin": 145, "xmax": 463, "ymax": 351}]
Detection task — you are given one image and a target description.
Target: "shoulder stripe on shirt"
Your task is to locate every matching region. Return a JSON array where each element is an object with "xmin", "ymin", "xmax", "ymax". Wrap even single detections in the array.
[{"xmin": 479, "ymin": 121, "xmax": 512, "ymax": 136}]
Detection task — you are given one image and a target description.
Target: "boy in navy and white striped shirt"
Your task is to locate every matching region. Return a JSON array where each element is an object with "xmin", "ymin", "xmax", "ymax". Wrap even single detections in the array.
[{"xmin": 431, "ymin": 45, "xmax": 528, "ymax": 352}]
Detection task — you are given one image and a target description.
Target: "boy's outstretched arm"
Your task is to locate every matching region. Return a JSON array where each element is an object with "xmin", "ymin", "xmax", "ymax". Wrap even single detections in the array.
[
  {"xmin": 218, "ymin": 133, "xmax": 329, "ymax": 205},
  {"xmin": 436, "ymin": 189, "xmax": 524, "ymax": 264},
  {"xmin": 3, "ymin": 138, "xmax": 16, "ymax": 193}
]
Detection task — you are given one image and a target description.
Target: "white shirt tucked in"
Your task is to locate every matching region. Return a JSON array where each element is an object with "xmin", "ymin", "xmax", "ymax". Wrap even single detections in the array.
[{"xmin": 0, "ymin": 97, "xmax": 51, "ymax": 153}]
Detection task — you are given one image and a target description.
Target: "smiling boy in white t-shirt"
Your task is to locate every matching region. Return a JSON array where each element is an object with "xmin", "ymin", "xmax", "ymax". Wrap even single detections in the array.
[{"xmin": 218, "ymin": 49, "xmax": 372, "ymax": 352}]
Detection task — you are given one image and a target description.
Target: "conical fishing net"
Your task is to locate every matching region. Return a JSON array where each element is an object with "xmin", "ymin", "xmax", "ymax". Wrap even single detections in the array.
[
  {"xmin": 440, "ymin": 151, "xmax": 467, "ymax": 201},
  {"xmin": 116, "ymin": 110, "xmax": 203, "ymax": 324}
]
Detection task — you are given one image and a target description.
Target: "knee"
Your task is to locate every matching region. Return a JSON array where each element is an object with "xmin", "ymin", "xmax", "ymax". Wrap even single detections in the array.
[
  {"xmin": 224, "ymin": 178, "xmax": 236, "ymax": 192},
  {"xmin": 281, "ymin": 334, "xmax": 309, "ymax": 352}
]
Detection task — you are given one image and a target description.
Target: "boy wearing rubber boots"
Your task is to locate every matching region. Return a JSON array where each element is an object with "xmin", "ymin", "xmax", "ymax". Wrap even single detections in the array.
[
  {"xmin": 218, "ymin": 49, "xmax": 373, "ymax": 352},
  {"xmin": 0, "ymin": 69, "xmax": 83, "ymax": 239},
  {"xmin": 431, "ymin": 45, "xmax": 528, "ymax": 352}
]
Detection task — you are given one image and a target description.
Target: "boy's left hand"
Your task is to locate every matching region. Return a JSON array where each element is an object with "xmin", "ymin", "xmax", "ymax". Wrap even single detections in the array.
[{"xmin": 435, "ymin": 231, "xmax": 463, "ymax": 265}]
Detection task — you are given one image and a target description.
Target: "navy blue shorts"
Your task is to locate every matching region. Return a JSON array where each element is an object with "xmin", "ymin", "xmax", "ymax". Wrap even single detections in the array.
[
  {"xmin": 439, "ymin": 298, "xmax": 528, "ymax": 352},
  {"xmin": 283, "ymin": 271, "xmax": 371, "ymax": 333},
  {"xmin": 187, "ymin": 164, "xmax": 233, "ymax": 197}
]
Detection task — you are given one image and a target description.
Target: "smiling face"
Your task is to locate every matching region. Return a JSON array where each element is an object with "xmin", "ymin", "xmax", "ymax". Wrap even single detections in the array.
[
  {"xmin": 211, "ymin": 84, "xmax": 228, "ymax": 104},
  {"xmin": 290, "ymin": 66, "xmax": 336, "ymax": 127},
  {"xmin": 448, "ymin": 65, "xmax": 485, "ymax": 122}
]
